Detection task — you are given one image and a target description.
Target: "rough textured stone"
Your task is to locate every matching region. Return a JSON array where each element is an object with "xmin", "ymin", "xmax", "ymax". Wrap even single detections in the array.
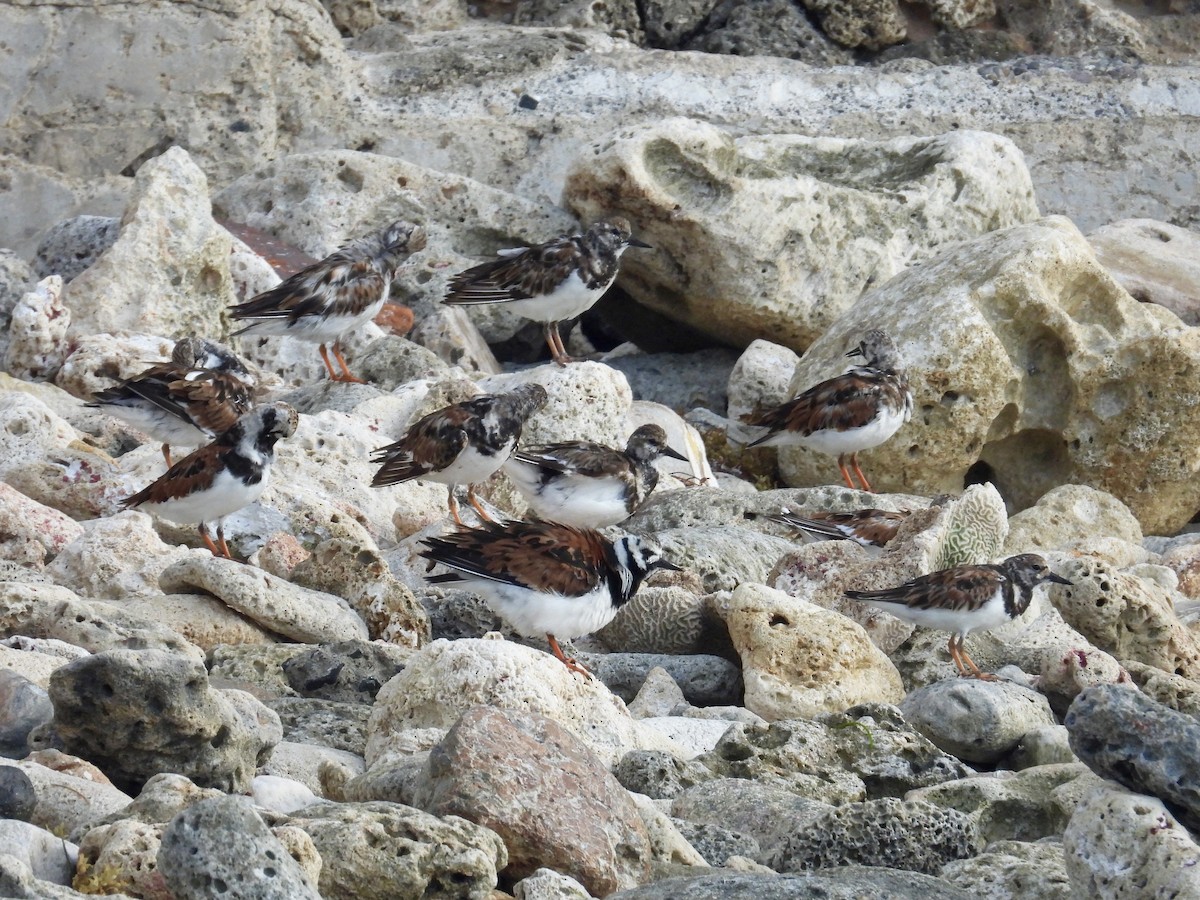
[
  {"xmin": 772, "ymin": 797, "xmax": 981, "ymax": 874},
  {"xmin": 1051, "ymin": 556, "xmax": 1200, "ymax": 678},
  {"xmin": 0, "ymin": 820, "xmax": 76, "ymax": 887},
  {"xmin": 513, "ymin": 867, "xmax": 594, "ymax": 900},
  {"xmin": 940, "ymin": 839, "xmax": 1071, "ymax": 900},
  {"xmin": 45, "ymin": 512, "xmax": 188, "ymax": 602},
  {"xmin": 33, "ymin": 216, "xmax": 120, "ymax": 283},
  {"xmin": 573, "ymin": 652, "xmax": 742, "ymax": 708},
  {"xmin": 774, "ymin": 217, "xmax": 1200, "ymax": 531},
  {"xmin": 158, "ymin": 555, "xmax": 369, "ymax": 645},
  {"xmin": 649, "ymin": 527, "xmax": 793, "ymax": 595},
  {"xmin": 685, "ymin": 0, "xmax": 853, "ymax": 64},
  {"xmin": 608, "ymin": 868, "xmax": 973, "ymax": 898},
  {"xmin": 1066, "ymin": 684, "xmax": 1200, "ymax": 832},
  {"xmin": 1089, "ymin": 219, "xmax": 1200, "ymax": 326},
  {"xmin": 13, "ymin": 754, "xmax": 133, "ymax": 838},
  {"xmin": 366, "ymin": 638, "xmax": 683, "ymax": 768},
  {"xmin": 613, "ymin": 750, "xmax": 715, "ymax": 801},
  {"xmin": 566, "ymin": 122, "xmax": 1035, "ymax": 353},
  {"xmin": 802, "ymin": 0, "xmax": 907, "ymax": 49},
  {"xmin": 1063, "ymin": 784, "xmax": 1200, "ymax": 900},
  {"xmin": 271, "ymin": 697, "xmax": 371, "ymax": 756},
  {"xmin": 5, "ymin": 276, "xmax": 70, "ymax": 381},
  {"xmin": 48, "ymin": 649, "xmax": 281, "ymax": 793},
  {"xmin": 286, "ymin": 800, "xmax": 506, "ymax": 900},
  {"xmin": 74, "ymin": 818, "xmax": 172, "ymax": 899},
  {"xmin": 414, "ymin": 707, "xmax": 651, "ymax": 893},
  {"xmin": 281, "ymin": 640, "xmax": 410, "ymax": 703},
  {"xmin": 714, "ymin": 582, "xmax": 904, "ymax": 720},
  {"xmin": 1004, "ymin": 484, "xmax": 1144, "ymax": 557},
  {"xmin": 0, "ymin": 670, "xmax": 53, "ymax": 758},
  {"xmin": 158, "ymin": 795, "xmax": 321, "ymax": 900},
  {"xmin": 900, "ymin": 679, "xmax": 1058, "ymax": 764}
]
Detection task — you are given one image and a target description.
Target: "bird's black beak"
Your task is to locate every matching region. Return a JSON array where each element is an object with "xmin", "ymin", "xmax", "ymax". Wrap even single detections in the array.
[
  {"xmin": 845, "ymin": 344, "xmax": 865, "ymax": 359},
  {"xmin": 654, "ymin": 558, "xmax": 682, "ymax": 572},
  {"xmin": 628, "ymin": 237, "xmax": 653, "ymax": 249},
  {"xmin": 663, "ymin": 445, "xmax": 688, "ymax": 462},
  {"xmin": 1047, "ymin": 572, "xmax": 1072, "ymax": 585}
]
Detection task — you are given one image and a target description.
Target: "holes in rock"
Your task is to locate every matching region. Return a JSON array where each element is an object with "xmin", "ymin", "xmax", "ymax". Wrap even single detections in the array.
[
  {"xmin": 337, "ymin": 166, "xmax": 365, "ymax": 194},
  {"xmin": 769, "ymin": 613, "xmax": 790, "ymax": 627},
  {"xmin": 977, "ymin": 429, "xmax": 1071, "ymax": 514}
]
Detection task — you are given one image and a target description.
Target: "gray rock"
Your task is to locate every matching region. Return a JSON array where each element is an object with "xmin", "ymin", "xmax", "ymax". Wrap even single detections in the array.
[
  {"xmin": 652, "ymin": 525, "xmax": 795, "ymax": 593},
  {"xmin": 686, "ymin": 0, "xmax": 854, "ymax": 66},
  {"xmin": 1007, "ymin": 724, "xmax": 1080, "ymax": 769},
  {"xmin": 32, "ymin": 216, "xmax": 119, "ymax": 282},
  {"xmin": 0, "ymin": 670, "xmax": 53, "ymax": 758},
  {"xmin": 626, "ymin": 666, "xmax": 689, "ymax": 719},
  {"xmin": 0, "ymin": 765, "xmax": 37, "ymax": 821},
  {"xmin": 208, "ymin": 643, "xmax": 305, "ymax": 698},
  {"xmin": 900, "ymin": 678, "xmax": 1058, "ymax": 765},
  {"xmin": 354, "ymin": 335, "xmax": 450, "ymax": 391},
  {"xmin": 594, "ymin": 581, "xmax": 735, "ymax": 658},
  {"xmin": 1065, "ymin": 683, "xmax": 1200, "ymax": 831},
  {"xmin": 771, "ymin": 797, "xmax": 981, "ymax": 874},
  {"xmin": 612, "ymin": 750, "xmax": 715, "ymax": 800},
  {"xmin": 0, "ymin": 850, "xmax": 127, "ymax": 899},
  {"xmin": 48, "ymin": 649, "xmax": 281, "ymax": 793},
  {"xmin": 0, "ymin": 820, "xmax": 76, "ymax": 886},
  {"xmin": 574, "ymin": 652, "xmax": 741, "ymax": 707},
  {"xmin": 608, "ymin": 868, "xmax": 973, "ymax": 898},
  {"xmin": 281, "ymin": 640, "xmax": 409, "ymax": 703},
  {"xmin": 640, "ymin": 0, "xmax": 715, "ymax": 49},
  {"xmin": 421, "ymin": 586, "xmax": 505, "ymax": 641},
  {"xmin": 158, "ymin": 795, "xmax": 321, "ymax": 899},
  {"xmin": 277, "ymin": 380, "xmax": 384, "ymax": 416},
  {"xmin": 670, "ymin": 820, "xmax": 760, "ymax": 867},
  {"xmin": 670, "ymin": 778, "xmax": 831, "ymax": 859},
  {"xmin": 602, "ymin": 349, "xmax": 736, "ymax": 413},
  {"xmin": 0, "ymin": 250, "xmax": 34, "ymax": 333},
  {"xmin": 268, "ymin": 697, "xmax": 371, "ymax": 755},
  {"xmin": 286, "ymin": 800, "xmax": 507, "ymax": 900},
  {"xmin": 939, "ymin": 839, "xmax": 1071, "ymax": 900}
]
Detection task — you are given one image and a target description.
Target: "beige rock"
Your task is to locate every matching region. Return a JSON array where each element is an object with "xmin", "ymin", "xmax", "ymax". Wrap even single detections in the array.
[
  {"xmin": 120, "ymin": 594, "xmax": 276, "ymax": 651},
  {"xmin": 627, "ymin": 791, "xmax": 708, "ymax": 868},
  {"xmin": 46, "ymin": 512, "xmax": 189, "ymax": 601},
  {"xmin": 260, "ymin": 741, "xmax": 366, "ymax": 798},
  {"xmin": 801, "ymin": 0, "xmax": 906, "ymax": 49},
  {"xmin": 480, "ymin": 362, "xmax": 633, "ymax": 448},
  {"xmin": 714, "ymin": 582, "xmax": 904, "ymax": 720},
  {"xmin": 376, "ymin": 0, "xmax": 468, "ymax": 31},
  {"xmin": 774, "ymin": 217, "xmax": 1200, "ymax": 533},
  {"xmin": 365, "ymin": 637, "xmax": 686, "ymax": 768},
  {"xmin": 0, "ymin": 643, "xmax": 74, "ymax": 688},
  {"xmin": 0, "ymin": 483, "xmax": 82, "ymax": 562},
  {"xmin": 54, "ymin": 332, "xmax": 176, "ymax": 403},
  {"xmin": 5, "ymin": 276, "xmax": 69, "ymax": 380},
  {"xmin": 62, "ymin": 148, "xmax": 234, "ymax": 340},
  {"xmin": 564, "ymin": 120, "xmax": 1037, "ymax": 352},
  {"xmin": 13, "ymin": 757, "xmax": 133, "ymax": 837},
  {"xmin": 727, "ymin": 339, "xmax": 800, "ymax": 423},
  {"xmin": 1089, "ymin": 219, "xmax": 1200, "ymax": 326},
  {"xmin": 1050, "ymin": 556, "xmax": 1200, "ymax": 680},
  {"xmin": 0, "ymin": 392, "xmax": 80, "ymax": 483},
  {"xmin": 408, "ymin": 306, "xmax": 502, "ymax": 376},
  {"xmin": 1005, "ymin": 484, "xmax": 1144, "ymax": 557},
  {"xmin": 74, "ymin": 819, "xmax": 171, "ymax": 899},
  {"xmin": 158, "ymin": 556, "xmax": 368, "ymax": 644}
]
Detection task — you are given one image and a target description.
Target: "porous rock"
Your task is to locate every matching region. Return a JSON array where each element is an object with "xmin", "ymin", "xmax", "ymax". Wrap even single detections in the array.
[
  {"xmin": 158, "ymin": 795, "xmax": 321, "ymax": 900},
  {"xmin": 714, "ymin": 582, "xmax": 903, "ymax": 720},
  {"xmin": 801, "ymin": 0, "xmax": 907, "ymax": 49},
  {"xmin": 574, "ymin": 652, "xmax": 742, "ymax": 708},
  {"xmin": 774, "ymin": 217, "xmax": 1200, "ymax": 531},
  {"xmin": 0, "ymin": 481, "xmax": 82, "ymax": 564},
  {"xmin": 5, "ymin": 276, "xmax": 70, "ymax": 380},
  {"xmin": 33, "ymin": 215, "xmax": 120, "ymax": 283},
  {"xmin": 413, "ymin": 706, "xmax": 651, "ymax": 893},
  {"xmin": 45, "ymin": 512, "xmax": 187, "ymax": 601},
  {"xmin": 1089, "ymin": 218, "xmax": 1200, "ymax": 326},
  {"xmin": 1004, "ymin": 484, "xmax": 1144, "ymax": 557},
  {"xmin": 900, "ymin": 678, "xmax": 1057, "ymax": 765},
  {"xmin": 271, "ymin": 697, "xmax": 371, "ymax": 756},
  {"xmin": 48, "ymin": 648, "xmax": 281, "ymax": 793},
  {"xmin": 607, "ymin": 868, "xmax": 974, "ymax": 899},
  {"xmin": 564, "ymin": 121, "xmax": 1037, "ymax": 353},
  {"xmin": 613, "ymin": 750, "xmax": 715, "ymax": 801},
  {"xmin": 650, "ymin": 527, "xmax": 794, "ymax": 594},
  {"xmin": 366, "ymin": 637, "xmax": 684, "ymax": 768},
  {"xmin": 939, "ymin": 839, "xmax": 1071, "ymax": 900},
  {"xmin": 685, "ymin": 0, "xmax": 854, "ymax": 65},
  {"xmin": 158, "ymin": 555, "xmax": 369, "ymax": 644},
  {"xmin": 281, "ymin": 640, "xmax": 410, "ymax": 703}
]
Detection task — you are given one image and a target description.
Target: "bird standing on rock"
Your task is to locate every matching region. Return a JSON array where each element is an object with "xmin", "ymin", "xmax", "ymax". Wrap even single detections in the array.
[
  {"xmin": 443, "ymin": 217, "xmax": 651, "ymax": 365},
  {"xmin": 228, "ymin": 220, "xmax": 427, "ymax": 383},
  {"xmin": 741, "ymin": 329, "xmax": 912, "ymax": 492}
]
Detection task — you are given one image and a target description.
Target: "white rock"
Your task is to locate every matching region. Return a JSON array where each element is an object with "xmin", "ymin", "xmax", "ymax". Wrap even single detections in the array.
[
  {"xmin": 0, "ymin": 390, "xmax": 80, "ymax": 484},
  {"xmin": 0, "ymin": 482, "xmax": 83, "ymax": 560},
  {"xmin": 0, "ymin": 820, "xmax": 77, "ymax": 886},
  {"xmin": 0, "ymin": 643, "xmax": 77, "ymax": 688},
  {"xmin": 54, "ymin": 331, "xmax": 175, "ymax": 402},
  {"xmin": 727, "ymin": 339, "xmax": 801, "ymax": 423},
  {"xmin": 1089, "ymin": 218, "xmax": 1200, "ymax": 326},
  {"xmin": 46, "ymin": 511, "xmax": 189, "ymax": 600},
  {"xmin": 259, "ymin": 740, "xmax": 366, "ymax": 798},
  {"xmin": 5, "ymin": 276, "xmax": 70, "ymax": 380},
  {"xmin": 12, "ymin": 758, "xmax": 133, "ymax": 837},
  {"xmin": 637, "ymin": 717, "xmax": 734, "ymax": 760},
  {"xmin": 251, "ymin": 774, "xmax": 319, "ymax": 815},
  {"xmin": 627, "ymin": 790, "xmax": 709, "ymax": 868}
]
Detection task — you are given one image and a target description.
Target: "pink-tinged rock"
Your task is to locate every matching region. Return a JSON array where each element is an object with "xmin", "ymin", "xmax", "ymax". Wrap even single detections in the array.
[
  {"xmin": 412, "ymin": 706, "xmax": 652, "ymax": 895},
  {"xmin": 5, "ymin": 275, "xmax": 70, "ymax": 380},
  {"xmin": 0, "ymin": 483, "xmax": 82, "ymax": 559}
]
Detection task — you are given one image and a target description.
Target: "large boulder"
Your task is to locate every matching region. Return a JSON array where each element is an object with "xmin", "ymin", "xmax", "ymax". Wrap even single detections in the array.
[
  {"xmin": 564, "ymin": 119, "xmax": 1038, "ymax": 352},
  {"xmin": 774, "ymin": 216, "xmax": 1200, "ymax": 533}
]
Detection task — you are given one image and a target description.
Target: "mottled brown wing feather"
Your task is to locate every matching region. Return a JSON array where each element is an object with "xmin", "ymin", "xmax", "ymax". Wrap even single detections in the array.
[
  {"xmin": 743, "ymin": 372, "xmax": 890, "ymax": 443},
  {"xmin": 805, "ymin": 509, "xmax": 907, "ymax": 545},
  {"xmin": 231, "ymin": 256, "xmax": 386, "ymax": 323},
  {"xmin": 512, "ymin": 441, "xmax": 628, "ymax": 478},
  {"xmin": 444, "ymin": 239, "xmax": 581, "ymax": 305},
  {"xmin": 122, "ymin": 443, "xmax": 226, "ymax": 508},
  {"xmin": 849, "ymin": 565, "xmax": 1004, "ymax": 613},
  {"xmin": 94, "ymin": 362, "xmax": 192, "ymax": 420},
  {"xmin": 170, "ymin": 371, "xmax": 256, "ymax": 435},
  {"xmin": 370, "ymin": 405, "xmax": 473, "ymax": 485}
]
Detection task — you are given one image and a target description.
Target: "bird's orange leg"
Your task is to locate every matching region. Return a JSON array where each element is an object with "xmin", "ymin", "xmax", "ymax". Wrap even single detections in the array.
[
  {"xmin": 447, "ymin": 487, "xmax": 464, "ymax": 526},
  {"xmin": 836, "ymin": 454, "xmax": 856, "ymax": 490},
  {"xmin": 331, "ymin": 341, "xmax": 367, "ymax": 384},
  {"xmin": 957, "ymin": 642, "xmax": 998, "ymax": 681},
  {"xmin": 545, "ymin": 323, "xmax": 573, "ymax": 366},
  {"xmin": 547, "ymin": 634, "xmax": 592, "ymax": 679},
  {"xmin": 161, "ymin": 444, "xmax": 174, "ymax": 469},
  {"xmin": 850, "ymin": 453, "xmax": 873, "ymax": 493},
  {"xmin": 318, "ymin": 343, "xmax": 341, "ymax": 381},
  {"xmin": 467, "ymin": 487, "xmax": 495, "ymax": 522},
  {"xmin": 199, "ymin": 525, "xmax": 222, "ymax": 557},
  {"xmin": 216, "ymin": 524, "xmax": 234, "ymax": 560}
]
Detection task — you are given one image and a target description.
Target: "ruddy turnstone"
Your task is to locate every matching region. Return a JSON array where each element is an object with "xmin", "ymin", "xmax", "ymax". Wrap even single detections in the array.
[
  {"xmin": 370, "ymin": 384, "xmax": 548, "ymax": 524},
  {"xmin": 228, "ymin": 220, "xmax": 426, "ymax": 383},
  {"xmin": 741, "ymin": 330, "xmax": 913, "ymax": 492},
  {"xmin": 844, "ymin": 553, "xmax": 1071, "ymax": 680},
  {"xmin": 502, "ymin": 424, "xmax": 686, "ymax": 527},
  {"xmin": 122, "ymin": 403, "xmax": 299, "ymax": 559},
  {"xmin": 420, "ymin": 519, "xmax": 678, "ymax": 676},
  {"xmin": 745, "ymin": 507, "xmax": 909, "ymax": 549},
  {"xmin": 89, "ymin": 337, "xmax": 257, "ymax": 467},
  {"xmin": 443, "ymin": 218, "xmax": 651, "ymax": 365}
]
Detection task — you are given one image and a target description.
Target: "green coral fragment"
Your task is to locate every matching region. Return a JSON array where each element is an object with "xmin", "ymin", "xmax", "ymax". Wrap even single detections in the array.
[{"xmin": 931, "ymin": 483, "xmax": 1009, "ymax": 570}]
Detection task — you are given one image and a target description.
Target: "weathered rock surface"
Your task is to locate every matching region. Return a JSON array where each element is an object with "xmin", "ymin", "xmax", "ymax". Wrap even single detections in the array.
[
  {"xmin": 47, "ymin": 649, "xmax": 280, "ymax": 793},
  {"xmin": 566, "ymin": 121, "xmax": 1037, "ymax": 352},
  {"xmin": 608, "ymin": 868, "xmax": 974, "ymax": 899},
  {"xmin": 940, "ymin": 839, "xmax": 1072, "ymax": 900},
  {"xmin": 413, "ymin": 706, "xmax": 651, "ymax": 893},
  {"xmin": 775, "ymin": 216, "xmax": 1200, "ymax": 532},
  {"xmin": 5, "ymin": 276, "xmax": 69, "ymax": 381},
  {"xmin": 1089, "ymin": 218, "xmax": 1200, "ymax": 327}
]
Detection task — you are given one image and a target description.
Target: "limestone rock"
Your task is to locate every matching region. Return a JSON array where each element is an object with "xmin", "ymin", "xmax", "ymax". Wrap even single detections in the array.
[
  {"xmin": 613, "ymin": 750, "xmax": 715, "ymax": 801},
  {"xmin": 272, "ymin": 697, "xmax": 371, "ymax": 755},
  {"xmin": 513, "ymin": 867, "xmax": 594, "ymax": 900},
  {"xmin": 652, "ymin": 527, "xmax": 795, "ymax": 594},
  {"xmin": 685, "ymin": 0, "xmax": 854, "ymax": 65},
  {"xmin": 940, "ymin": 839, "xmax": 1071, "ymax": 900},
  {"xmin": 46, "ymin": 512, "xmax": 188, "ymax": 601},
  {"xmin": 61, "ymin": 148, "xmax": 234, "ymax": 340},
  {"xmin": 0, "ymin": 820, "xmax": 76, "ymax": 887},
  {"xmin": 286, "ymin": 800, "xmax": 506, "ymax": 900},
  {"xmin": 158, "ymin": 555, "xmax": 369, "ymax": 644},
  {"xmin": 0, "ymin": 766, "xmax": 36, "ymax": 822},
  {"xmin": 158, "ymin": 795, "xmax": 321, "ymax": 900},
  {"xmin": 366, "ymin": 638, "xmax": 684, "ymax": 768},
  {"xmin": 801, "ymin": 0, "xmax": 907, "ymax": 49},
  {"xmin": 1066, "ymin": 684, "xmax": 1200, "ymax": 832},
  {"xmin": 54, "ymin": 332, "xmax": 177, "ymax": 405},
  {"xmin": 0, "ymin": 671, "xmax": 53, "ymax": 758},
  {"xmin": 33, "ymin": 216, "xmax": 120, "ymax": 283},
  {"xmin": 564, "ymin": 121, "xmax": 1037, "ymax": 352},
  {"xmin": 11, "ymin": 755, "xmax": 132, "ymax": 837},
  {"xmin": 1063, "ymin": 784, "xmax": 1200, "ymax": 899},
  {"xmin": 726, "ymin": 339, "xmax": 799, "ymax": 423},
  {"xmin": 0, "ymin": 482, "xmax": 82, "ymax": 564},
  {"xmin": 75, "ymin": 819, "xmax": 172, "ymax": 900},
  {"xmin": 1005, "ymin": 484, "xmax": 1144, "ymax": 557},
  {"xmin": 281, "ymin": 640, "xmax": 410, "ymax": 703},
  {"xmin": 608, "ymin": 869, "xmax": 974, "ymax": 898},
  {"xmin": 900, "ymin": 679, "xmax": 1057, "ymax": 765},
  {"xmin": 5, "ymin": 276, "xmax": 69, "ymax": 381},
  {"xmin": 48, "ymin": 648, "xmax": 281, "ymax": 793},
  {"xmin": 414, "ymin": 706, "xmax": 651, "ymax": 893},
  {"xmin": 774, "ymin": 217, "xmax": 1200, "ymax": 531},
  {"xmin": 714, "ymin": 582, "xmax": 904, "ymax": 720},
  {"xmin": 1089, "ymin": 219, "xmax": 1200, "ymax": 326},
  {"xmin": 0, "ymin": 393, "xmax": 79, "ymax": 483}
]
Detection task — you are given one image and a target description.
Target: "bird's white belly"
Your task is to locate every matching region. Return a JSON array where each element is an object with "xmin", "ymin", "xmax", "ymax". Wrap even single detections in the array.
[
  {"xmin": 799, "ymin": 403, "xmax": 908, "ymax": 455},
  {"xmin": 505, "ymin": 464, "xmax": 631, "ymax": 527},
  {"xmin": 468, "ymin": 579, "xmax": 620, "ymax": 640},
  {"xmin": 424, "ymin": 439, "xmax": 514, "ymax": 486},
  {"xmin": 241, "ymin": 297, "xmax": 387, "ymax": 342},
  {"xmin": 140, "ymin": 468, "xmax": 267, "ymax": 526},
  {"xmin": 865, "ymin": 589, "xmax": 1010, "ymax": 637},
  {"xmin": 103, "ymin": 404, "xmax": 209, "ymax": 446},
  {"xmin": 500, "ymin": 270, "xmax": 608, "ymax": 323}
]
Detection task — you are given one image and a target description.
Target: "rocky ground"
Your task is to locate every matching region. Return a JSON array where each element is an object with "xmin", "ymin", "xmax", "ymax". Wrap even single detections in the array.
[{"xmin": 3, "ymin": 0, "xmax": 1200, "ymax": 897}]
